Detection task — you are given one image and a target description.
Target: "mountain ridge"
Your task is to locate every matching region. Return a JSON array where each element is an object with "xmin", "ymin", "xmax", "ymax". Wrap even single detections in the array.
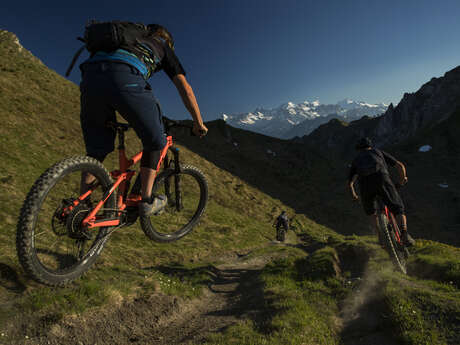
[{"xmin": 222, "ymin": 99, "xmax": 388, "ymax": 139}]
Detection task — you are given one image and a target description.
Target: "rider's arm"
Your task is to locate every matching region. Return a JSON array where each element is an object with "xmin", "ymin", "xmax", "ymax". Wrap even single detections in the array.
[
  {"xmin": 172, "ymin": 74, "xmax": 208, "ymax": 136},
  {"xmin": 381, "ymin": 150, "xmax": 406, "ymax": 182},
  {"xmin": 348, "ymin": 173, "xmax": 359, "ymax": 200},
  {"xmin": 395, "ymin": 160, "xmax": 408, "ymax": 184}
]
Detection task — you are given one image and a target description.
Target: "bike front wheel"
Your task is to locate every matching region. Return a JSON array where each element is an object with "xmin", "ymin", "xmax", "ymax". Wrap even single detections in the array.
[
  {"xmin": 16, "ymin": 156, "xmax": 116, "ymax": 286},
  {"xmin": 377, "ymin": 213, "xmax": 408, "ymax": 274},
  {"xmin": 140, "ymin": 165, "xmax": 208, "ymax": 242}
]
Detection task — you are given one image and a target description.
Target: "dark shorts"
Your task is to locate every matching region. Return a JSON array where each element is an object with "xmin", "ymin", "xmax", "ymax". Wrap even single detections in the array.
[
  {"xmin": 79, "ymin": 61, "xmax": 166, "ymax": 161},
  {"xmin": 359, "ymin": 173, "xmax": 405, "ymax": 215}
]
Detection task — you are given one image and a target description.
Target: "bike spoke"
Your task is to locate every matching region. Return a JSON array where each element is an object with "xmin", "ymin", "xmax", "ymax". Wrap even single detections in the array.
[{"xmin": 33, "ymin": 230, "xmax": 51, "ymax": 238}]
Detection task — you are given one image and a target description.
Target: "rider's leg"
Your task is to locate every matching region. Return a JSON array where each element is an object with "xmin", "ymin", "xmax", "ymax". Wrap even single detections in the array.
[
  {"xmin": 140, "ymin": 150, "xmax": 162, "ymax": 201},
  {"xmin": 396, "ymin": 213, "xmax": 407, "ymax": 232},
  {"xmin": 369, "ymin": 214, "xmax": 378, "ymax": 233},
  {"xmin": 80, "ymin": 172, "xmax": 96, "ymax": 195},
  {"xmin": 396, "ymin": 212, "xmax": 415, "ymax": 246},
  {"xmin": 140, "ymin": 167, "xmax": 156, "ymax": 201},
  {"xmin": 369, "ymin": 213, "xmax": 385, "ymax": 245},
  {"xmin": 79, "ymin": 64, "xmax": 117, "ymax": 198},
  {"xmin": 138, "ymin": 150, "xmax": 167, "ymax": 216},
  {"xmin": 380, "ymin": 175, "xmax": 414, "ymax": 245},
  {"xmin": 79, "ymin": 154, "xmax": 108, "ymax": 196},
  {"xmin": 106, "ymin": 70, "xmax": 166, "ymax": 210}
]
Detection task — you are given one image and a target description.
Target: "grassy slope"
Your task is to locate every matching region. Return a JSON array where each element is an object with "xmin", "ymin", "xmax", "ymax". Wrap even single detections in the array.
[
  {"xmin": 0, "ymin": 30, "xmax": 459, "ymax": 345},
  {"xmin": 0, "ymin": 28, "xmax": 332, "ymax": 330}
]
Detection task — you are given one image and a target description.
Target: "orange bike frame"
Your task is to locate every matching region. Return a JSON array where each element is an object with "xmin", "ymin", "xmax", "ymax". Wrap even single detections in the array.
[
  {"xmin": 384, "ymin": 206, "xmax": 402, "ymax": 244},
  {"xmin": 80, "ymin": 136, "xmax": 174, "ymax": 229}
]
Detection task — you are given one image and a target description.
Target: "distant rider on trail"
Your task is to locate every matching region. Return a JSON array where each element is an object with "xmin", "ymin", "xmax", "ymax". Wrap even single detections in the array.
[
  {"xmin": 273, "ymin": 211, "xmax": 289, "ymax": 242},
  {"xmin": 348, "ymin": 137, "xmax": 415, "ymax": 246},
  {"xmin": 77, "ymin": 22, "xmax": 208, "ymax": 216}
]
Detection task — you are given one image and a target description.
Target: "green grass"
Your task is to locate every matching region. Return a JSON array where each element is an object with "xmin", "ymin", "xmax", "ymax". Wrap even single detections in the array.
[
  {"xmin": 204, "ymin": 247, "xmax": 342, "ymax": 345},
  {"xmin": 407, "ymin": 240, "xmax": 460, "ymax": 287},
  {"xmin": 1, "ymin": 29, "xmax": 459, "ymax": 345}
]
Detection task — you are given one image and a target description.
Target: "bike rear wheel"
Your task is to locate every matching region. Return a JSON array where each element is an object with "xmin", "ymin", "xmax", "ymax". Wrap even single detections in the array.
[
  {"xmin": 377, "ymin": 213, "xmax": 408, "ymax": 274},
  {"xmin": 16, "ymin": 156, "xmax": 116, "ymax": 286},
  {"xmin": 140, "ymin": 165, "xmax": 208, "ymax": 242},
  {"xmin": 276, "ymin": 227, "xmax": 286, "ymax": 242}
]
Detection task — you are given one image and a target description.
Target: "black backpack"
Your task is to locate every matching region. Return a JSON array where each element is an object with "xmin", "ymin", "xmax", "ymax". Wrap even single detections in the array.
[
  {"xmin": 355, "ymin": 149, "xmax": 386, "ymax": 177},
  {"xmin": 66, "ymin": 20, "xmax": 160, "ymax": 77}
]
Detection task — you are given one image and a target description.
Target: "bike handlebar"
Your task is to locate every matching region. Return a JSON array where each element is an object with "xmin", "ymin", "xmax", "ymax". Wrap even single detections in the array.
[
  {"xmin": 163, "ymin": 117, "xmax": 207, "ymax": 137},
  {"xmin": 106, "ymin": 117, "xmax": 201, "ymax": 137}
]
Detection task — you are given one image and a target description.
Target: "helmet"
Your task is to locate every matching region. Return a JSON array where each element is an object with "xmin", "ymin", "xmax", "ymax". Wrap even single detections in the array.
[
  {"xmin": 355, "ymin": 137, "xmax": 372, "ymax": 150},
  {"xmin": 147, "ymin": 24, "xmax": 174, "ymax": 50}
]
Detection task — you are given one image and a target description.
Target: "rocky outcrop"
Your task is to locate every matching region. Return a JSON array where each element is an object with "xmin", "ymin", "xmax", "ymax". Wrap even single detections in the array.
[
  {"xmin": 301, "ymin": 65, "xmax": 460, "ymax": 154},
  {"xmin": 0, "ymin": 29, "xmax": 44, "ymax": 65},
  {"xmin": 373, "ymin": 66, "xmax": 460, "ymax": 146}
]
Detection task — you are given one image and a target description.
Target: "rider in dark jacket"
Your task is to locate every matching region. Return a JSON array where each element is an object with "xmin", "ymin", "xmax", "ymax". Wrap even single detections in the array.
[
  {"xmin": 348, "ymin": 137, "xmax": 415, "ymax": 246},
  {"xmin": 273, "ymin": 211, "xmax": 289, "ymax": 241}
]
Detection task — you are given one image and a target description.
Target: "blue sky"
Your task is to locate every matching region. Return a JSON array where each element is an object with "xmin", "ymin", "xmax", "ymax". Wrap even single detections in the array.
[{"xmin": 2, "ymin": 0, "xmax": 460, "ymax": 121}]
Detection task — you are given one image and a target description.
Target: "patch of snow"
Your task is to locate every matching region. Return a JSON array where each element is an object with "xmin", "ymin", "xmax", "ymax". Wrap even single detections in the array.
[
  {"xmin": 419, "ymin": 145, "xmax": 432, "ymax": 152},
  {"xmin": 438, "ymin": 183, "xmax": 449, "ymax": 188},
  {"xmin": 222, "ymin": 114, "xmax": 228, "ymax": 121}
]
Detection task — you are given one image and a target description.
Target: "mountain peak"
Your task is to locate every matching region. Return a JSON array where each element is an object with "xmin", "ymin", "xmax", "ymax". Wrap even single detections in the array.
[{"xmin": 222, "ymin": 99, "xmax": 387, "ymax": 139}]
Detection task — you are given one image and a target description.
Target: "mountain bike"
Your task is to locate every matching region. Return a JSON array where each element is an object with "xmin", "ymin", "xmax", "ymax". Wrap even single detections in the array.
[
  {"xmin": 16, "ymin": 118, "xmax": 208, "ymax": 286},
  {"xmin": 375, "ymin": 188, "xmax": 410, "ymax": 274},
  {"xmin": 275, "ymin": 225, "xmax": 286, "ymax": 242}
]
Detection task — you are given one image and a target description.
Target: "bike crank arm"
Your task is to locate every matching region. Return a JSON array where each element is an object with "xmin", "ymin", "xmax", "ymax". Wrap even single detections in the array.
[{"xmin": 86, "ymin": 217, "xmax": 121, "ymax": 228}]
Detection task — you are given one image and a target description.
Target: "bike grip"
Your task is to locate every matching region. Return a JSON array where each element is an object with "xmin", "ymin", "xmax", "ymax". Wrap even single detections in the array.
[{"xmin": 190, "ymin": 128, "xmax": 206, "ymax": 137}]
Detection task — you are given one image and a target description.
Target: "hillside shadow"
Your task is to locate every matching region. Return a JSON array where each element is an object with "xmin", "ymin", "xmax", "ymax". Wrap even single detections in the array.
[
  {"xmin": 149, "ymin": 263, "xmax": 286, "ymax": 336},
  {"xmin": 173, "ymin": 120, "xmax": 460, "ymax": 246},
  {"xmin": 0, "ymin": 263, "xmax": 26, "ymax": 293},
  {"xmin": 172, "ymin": 122, "xmax": 362, "ymax": 237}
]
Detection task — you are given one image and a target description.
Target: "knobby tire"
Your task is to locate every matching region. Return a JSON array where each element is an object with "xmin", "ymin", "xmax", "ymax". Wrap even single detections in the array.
[
  {"xmin": 140, "ymin": 165, "xmax": 208, "ymax": 242},
  {"xmin": 16, "ymin": 156, "xmax": 116, "ymax": 286},
  {"xmin": 377, "ymin": 213, "xmax": 408, "ymax": 274}
]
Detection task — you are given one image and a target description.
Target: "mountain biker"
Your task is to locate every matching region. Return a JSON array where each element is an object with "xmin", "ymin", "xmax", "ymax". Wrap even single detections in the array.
[
  {"xmin": 348, "ymin": 137, "xmax": 415, "ymax": 246},
  {"xmin": 273, "ymin": 211, "xmax": 289, "ymax": 241},
  {"xmin": 78, "ymin": 23, "xmax": 208, "ymax": 216}
]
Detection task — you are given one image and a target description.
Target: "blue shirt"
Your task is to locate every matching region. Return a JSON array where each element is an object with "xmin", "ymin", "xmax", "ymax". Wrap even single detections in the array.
[{"xmin": 83, "ymin": 49, "xmax": 149, "ymax": 78}]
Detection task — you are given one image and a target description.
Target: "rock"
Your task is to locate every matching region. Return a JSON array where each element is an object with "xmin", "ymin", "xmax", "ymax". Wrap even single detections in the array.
[{"xmin": 373, "ymin": 66, "xmax": 460, "ymax": 146}]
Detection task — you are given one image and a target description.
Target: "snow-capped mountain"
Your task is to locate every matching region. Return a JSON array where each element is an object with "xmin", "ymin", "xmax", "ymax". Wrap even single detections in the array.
[{"xmin": 222, "ymin": 99, "xmax": 388, "ymax": 139}]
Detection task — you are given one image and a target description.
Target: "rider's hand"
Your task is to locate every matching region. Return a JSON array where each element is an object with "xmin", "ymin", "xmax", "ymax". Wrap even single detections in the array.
[
  {"xmin": 352, "ymin": 192, "xmax": 359, "ymax": 201},
  {"xmin": 193, "ymin": 122, "xmax": 208, "ymax": 138},
  {"xmin": 400, "ymin": 176, "xmax": 408, "ymax": 185}
]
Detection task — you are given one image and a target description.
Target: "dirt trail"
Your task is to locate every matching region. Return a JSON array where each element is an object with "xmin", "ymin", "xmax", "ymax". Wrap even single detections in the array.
[
  {"xmin": 13, "ymin": 250, "xmax": 278, "ymax": 345},
  {"xmin": 3, "ymin": 232, "xmax": 400, "ymax": 345}
]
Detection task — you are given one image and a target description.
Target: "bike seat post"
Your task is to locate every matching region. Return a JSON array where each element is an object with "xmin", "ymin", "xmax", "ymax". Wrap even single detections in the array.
[
  {"xmin": 117, "ymin": 127, "xmax": 130, "ymax": 173},
  {"xmin": 117, "ymin": 128, "xmax": 125, "ymax": 150}
]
